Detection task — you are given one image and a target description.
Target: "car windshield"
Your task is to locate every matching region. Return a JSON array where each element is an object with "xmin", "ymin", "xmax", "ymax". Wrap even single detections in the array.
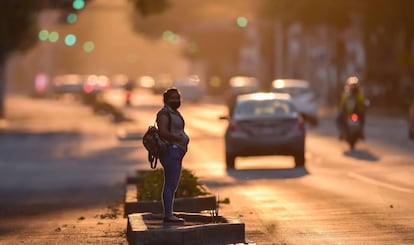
[
  {"xmin": 234, "ymin": 99, "xmax": 296, "ymax": 119},
  {"xmin": 231, "ymin": 85, "xmax": 259, "ymax": 95},
  {"xmin": 271, "ymin": 87, "xmax": 312, "ymax": 97}
]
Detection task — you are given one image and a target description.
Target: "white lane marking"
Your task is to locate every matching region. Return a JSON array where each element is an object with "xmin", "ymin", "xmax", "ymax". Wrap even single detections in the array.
[{"xmin": 348, "ymin": 172, "xmax": 414, "ymax": 194}]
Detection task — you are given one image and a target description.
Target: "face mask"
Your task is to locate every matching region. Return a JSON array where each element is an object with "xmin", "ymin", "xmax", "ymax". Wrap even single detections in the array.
[{"xmin": 168, "ymin": 100, "xmax": 181, "ymax": 110}]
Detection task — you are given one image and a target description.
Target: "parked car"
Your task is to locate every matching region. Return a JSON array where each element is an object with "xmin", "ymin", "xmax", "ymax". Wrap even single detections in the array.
[
  {"xmin": 270, "ymin": 79, "xmax": 319, "ymax": 126},
  {"xmin": 81, "ymin": 74, "xmax": 110, "ymax": 104},
  {"xmin": 83, "ymin": 74, "xmax": 109, "ymax": 94},
  {"xmin": 222, "ymin": 92, "xmax": 306, "ymax": 169},
  {"xmin": 409, "ymin": 98, "xmax": 414, "ymax": 140},
  {"xmin": 226, "ymin": 76, "xmax": 261, "ymax": 114},
  {"xmin": 51, "ymin": 74, "xmax": 84, "ymax": 98},
  {"xmin": 110, "ymin": 74, "xmax": 130, "ymax": 89},
  {"xmin": 173, "ymin": 75, "xmax": 204, "ymax": 102}
]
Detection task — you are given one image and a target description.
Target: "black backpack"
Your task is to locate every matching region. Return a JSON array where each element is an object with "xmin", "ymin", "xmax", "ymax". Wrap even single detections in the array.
[{"xmin": 142, "ymin": 112, "xmax": 171, "ymax": 169}]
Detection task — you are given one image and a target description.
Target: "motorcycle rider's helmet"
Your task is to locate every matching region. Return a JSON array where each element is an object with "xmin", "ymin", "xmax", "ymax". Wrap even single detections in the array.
[{"xmin": 345, "ymin": 76, "xmax": 360, "ymax": 94}]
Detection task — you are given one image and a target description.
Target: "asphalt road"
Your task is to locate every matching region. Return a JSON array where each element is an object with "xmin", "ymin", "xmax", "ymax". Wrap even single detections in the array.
[
  {"xmin": 1, "ymin": 90, "xmax": 413, "ymax": 244},
  {"xmin": 117, "ymin": 88, "xmax": 414, "ymax": 244}
]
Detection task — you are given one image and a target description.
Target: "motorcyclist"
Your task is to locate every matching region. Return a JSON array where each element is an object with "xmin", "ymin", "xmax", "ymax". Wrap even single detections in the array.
[
  {"xmin": 337, "ymin": 76, "xmax": 366, "ymax": 139},
  {"xmin": 124, "ymin": 79, "xmax": 134, "ymax": 106}
]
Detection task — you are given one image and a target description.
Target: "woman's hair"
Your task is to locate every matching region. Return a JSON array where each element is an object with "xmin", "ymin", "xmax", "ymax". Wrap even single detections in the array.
[{"xmin": 163, "ymin": 87, "xmax": 180, "ymax": 103}]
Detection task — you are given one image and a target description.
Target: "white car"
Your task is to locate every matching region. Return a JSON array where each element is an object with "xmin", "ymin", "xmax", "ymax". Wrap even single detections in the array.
[
  {"xmin": 226, "ymin": 76, "xmax": 261, "ymax": 114},
  {"xmin": 270, "ymin": 79, "xmax": 319, "ymax": 125}
]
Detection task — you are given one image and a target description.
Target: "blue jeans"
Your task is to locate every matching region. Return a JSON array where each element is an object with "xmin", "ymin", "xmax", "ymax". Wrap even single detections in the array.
[{"xmin": 159, "ymin": 145, "xmax": 186, "ymax": 217}]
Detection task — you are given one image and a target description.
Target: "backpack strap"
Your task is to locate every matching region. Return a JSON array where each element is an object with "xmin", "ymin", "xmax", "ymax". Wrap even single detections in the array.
[
  {"xmin": 148, "ymin": 151, "xmax": 158, "ymax": 169},
  {"xmin": 157, "ymin": 107, "xmax": 172, "ymax": 131},
  {"xmin": 150, "ymin": 108, "xmax": 172, "ymax": 169}
]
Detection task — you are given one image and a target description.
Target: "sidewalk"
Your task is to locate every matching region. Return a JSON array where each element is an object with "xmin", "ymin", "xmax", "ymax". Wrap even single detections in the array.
[{"xmin": 0, "ymin": 94, "xmax": 130, "ymax": 245}]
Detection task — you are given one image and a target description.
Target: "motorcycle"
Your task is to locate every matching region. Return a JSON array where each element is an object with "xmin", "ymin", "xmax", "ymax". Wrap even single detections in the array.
[
  {"xmin": 343, "ymin": 113, "xmax": 362, "ymax": 150},
  {"xmin": 124, "ymin": 80, "xmax": 134, "ymax": 106},
  {"xmin": 125, "ymin": 90, "xmax": 132, "ymax": 106}
]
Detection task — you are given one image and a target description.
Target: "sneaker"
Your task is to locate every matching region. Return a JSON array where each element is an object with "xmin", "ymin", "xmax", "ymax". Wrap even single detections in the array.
[{"xmin": 163, "ymin": 215, "xmax": 185, "ymax": 223}]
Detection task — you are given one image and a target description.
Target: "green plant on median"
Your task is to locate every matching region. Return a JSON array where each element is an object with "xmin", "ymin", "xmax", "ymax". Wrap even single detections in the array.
[
  {"xmin": 218, "ymin": 197, "xmax": 230, "ymax": 204},
  {"xmin": 90, "ymin": 95, "xmax": 127, "ymax": 122},
  {"xmin": 136, "ymin": 168, "xmax": 210, "ymax": 201}
]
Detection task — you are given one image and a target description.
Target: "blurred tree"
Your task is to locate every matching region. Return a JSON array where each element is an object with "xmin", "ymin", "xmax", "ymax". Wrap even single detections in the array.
[
  {"xmin": 362, "ymin": 0, "xmax": 414, "ymax": 106},
  {"xmin": 129, "ymin": 0, "xmax": 253, "ymax": 93},
  {"xmin": 260, "ymin": 0, "xmax": 350, "ymax": 27},
  {"xmin": 363, "ymin": 0, "xmax": 414, "ymax": 63},
  {"xmin": 0, "ymin": 0, "xmax": 90, "ymax": 119},
  {"xmin": 260, "ymin": 0, "xmax": 414, "ymax": 106},
  {"xmin": 0, "ymin": 0, "xmax": 38, "ymax": 118},
  {"xmin": 259, "ymin": 0, "xmax": 352, "ymax": 86},
  {"xmin": 131, "ymin": 0, "xmax": 414, "ymax": 100},
  {"xmin": 129, "ymin": 0, "xmax": 171, "ymax": 17}
]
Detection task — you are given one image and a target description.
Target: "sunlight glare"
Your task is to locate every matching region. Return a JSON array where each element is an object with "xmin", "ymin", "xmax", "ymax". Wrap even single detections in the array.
[{"xmin": 272, "ymin": 79, "xmax": 285, "ymax": 89}]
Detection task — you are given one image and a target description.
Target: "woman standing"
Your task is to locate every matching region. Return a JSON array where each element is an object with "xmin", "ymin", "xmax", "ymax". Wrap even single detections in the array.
[{"xmin": 156, "ymin": 87, "xmax": 189, "ymax": 223}]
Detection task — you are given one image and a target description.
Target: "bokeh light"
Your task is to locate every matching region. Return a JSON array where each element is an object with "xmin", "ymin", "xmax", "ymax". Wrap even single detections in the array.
[
  {"xmin": 237, "ymin": 16, "xmax": 248, "ymax": 28},
  {"xmin": 209, "ymin": 76, "xmax": 222, "ymax": 88},
  {"xmin": 73, "ymin": 0, "xmax": 85, "ymax": 10},
  {"xmin": 162, "ymin": 30, "xmax": 174, "ymax": 41},
  {"xmin": 162, "ymin": 30, "xmax": 181, "ymax": 44},
  {"xmin": 67, "ymin": 13, "xmax": 78, "ymax": 24},
  {"xmin": 171, "ymin": 34, "xmax": 181, "ymax": 44},
  {"xmin": 83, "ymin": 41, "xmax": 95, "ymax": 52},
  {"xmin": 48, "ymin": 32, "xmax": 59, "ymax": 43},
  {"xmin": 187, "ymin": 42, "xmax": 198, "ymax": 54},
  {"xmin": 38, "ymin": 30, "xmax": 49, "ymax": 41},
  {"xmin": 64, "ymin": 34, "xmax": 77, "ymax": 46}
]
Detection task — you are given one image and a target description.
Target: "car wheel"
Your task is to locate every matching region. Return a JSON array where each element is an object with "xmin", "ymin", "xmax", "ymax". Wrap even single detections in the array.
[
  {"xmin": 226, "ymin": 153, "xmax": 236, "ymax": 169},
  {"xmin": 294, "ymin": 152, "xmax": 305, "ymax": 168}
]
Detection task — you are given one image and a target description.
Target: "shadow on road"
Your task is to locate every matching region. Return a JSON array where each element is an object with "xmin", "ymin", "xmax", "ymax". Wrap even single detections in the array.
[
  {"xmin": 226, "ymin": 167, "xmax": 309, "ymax": 180},
  {"xmin": 343, "ymin": 149, "xmax": 379, "ymax": 162},
  {"xmin": 0, "ymin": 131, "xmax": 142, "ymax": 219}
]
